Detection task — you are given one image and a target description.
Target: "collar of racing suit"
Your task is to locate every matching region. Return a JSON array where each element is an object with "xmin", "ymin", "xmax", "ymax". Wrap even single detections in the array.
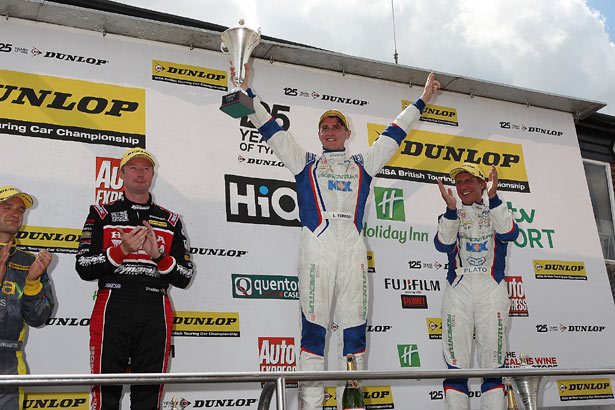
[
  {"xmin": 321, "ymin": 149, "xmax": 347, "ymax": 162},
  {"xmin": 462, "ymin": 200, "xmax": 485, "ymax": 212},
  {"xmin": 117, "ymin": 193, "xmax": 153, "ymax": 210},
  {"xmin": 0, "ymin": 242, "xmax": 17, "ymax": 256}
]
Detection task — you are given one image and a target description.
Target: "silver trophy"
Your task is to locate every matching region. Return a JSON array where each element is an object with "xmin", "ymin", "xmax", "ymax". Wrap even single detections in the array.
[
  {"xmin": 219, "ymin": 19, "xmax": 261, "ymax": 118},
  {"xmin": 512, "ymin": 354, "xmax": 543, "ymax": 410}
]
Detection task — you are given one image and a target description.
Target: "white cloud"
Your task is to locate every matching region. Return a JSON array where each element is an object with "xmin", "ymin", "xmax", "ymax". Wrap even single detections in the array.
[{"xmin": 119, "ymin": 0, "xmax": 615, "ymax": 114}]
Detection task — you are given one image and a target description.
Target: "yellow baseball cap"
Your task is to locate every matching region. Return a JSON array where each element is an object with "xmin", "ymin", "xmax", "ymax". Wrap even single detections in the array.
[
  {"xmin": 120, "ymin": 148, "xmax": 155, "ymax": 169},
  {"xmin": 0, "ymin": 186, "xmax": 34, "ymax": 208},
  {"xmin": 319, "ymin": 109, "xmax": 350, "ymax": 130},
  {"xmin": 449, "ymin": 163, "xmax": 486, "ymax": 180}
]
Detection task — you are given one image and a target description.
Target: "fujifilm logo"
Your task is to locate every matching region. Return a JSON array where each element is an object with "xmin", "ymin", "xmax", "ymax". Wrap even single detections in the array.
[{"xmin": 225, "ymin": 175, "xmax": 300, "ymax": 227}]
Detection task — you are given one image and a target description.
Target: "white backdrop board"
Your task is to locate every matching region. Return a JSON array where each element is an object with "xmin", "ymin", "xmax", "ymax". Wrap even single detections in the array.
[{"xmin": 1, "ymin": 16, "xmax": 615, "ymax": 410}]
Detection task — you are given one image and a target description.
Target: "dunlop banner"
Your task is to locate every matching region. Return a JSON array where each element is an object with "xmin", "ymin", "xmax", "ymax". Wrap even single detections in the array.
[
  {"xmin": 323, "ymin": 386, "xmax": 394, "ymax": 410},
  {"xmin": 557, "ymin": 379, "xmax": 614, "ymax": 401},
  {"xmin": 367, "ymin": 125, "xmax": 530, "ymax": 192},
  {"xmin": 0, "ymin": 70, "xmax": 145, "ymax": 147},
  {"xmin": 152, "ymin": 60, "xmax": 227, "ymax": 90},
  {"xmin": 24, "ymin": 392, "xmax": 89, "ymax": 409},
  {"xmin": 402, "ymin": 100, "xmax": 459, "ymax": 127},
  {"xmin": 15, "ymin": 225, "xmax": 81, "ymax": 253},
  {"xmin": 367, "ymin": 251, "xmax": 375, "ymax": 273},
  {"xmin": 426, "ymin": 317, "xmax": 443, "ymax": 339},
  {"xmin": 533, "ymin": 260, "xmax": 587, "ymax": 280},
  {"xmin": 172, "ymin": 311, "xmax": 240, "ymax": 337}
]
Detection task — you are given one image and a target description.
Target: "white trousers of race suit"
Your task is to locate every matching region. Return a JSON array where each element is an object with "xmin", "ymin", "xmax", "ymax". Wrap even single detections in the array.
[
  {"xmin": 297, "ymin": 222, "xmax": 368, "ymax": 410},
  {"xmin": 441, "ymin": 273, "xmax": 510, "ymax": 410}
]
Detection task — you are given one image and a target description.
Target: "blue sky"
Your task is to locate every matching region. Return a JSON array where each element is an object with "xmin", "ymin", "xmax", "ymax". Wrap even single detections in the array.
[{"xmin": 587, "ymin": 0, "xmax": 615, "ymax": 41}]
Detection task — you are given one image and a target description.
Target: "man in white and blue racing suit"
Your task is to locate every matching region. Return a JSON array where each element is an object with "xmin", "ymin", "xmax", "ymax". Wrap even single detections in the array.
[
  {"xmin": 435, "ymin": 163, "xmax": 519, "ymax": 410},
  {"xmin": 232, "ymin": 64, "xmax": 439, "ymax": 410}
]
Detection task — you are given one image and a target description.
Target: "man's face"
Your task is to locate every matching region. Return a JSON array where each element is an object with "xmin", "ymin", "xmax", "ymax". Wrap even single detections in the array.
[
  {"xmin": 0, "ymin": 197, "xmax": 25, "ymax": 238},
  {"xmin": 454, "ymin": 172, "xmax": 485, "ymax": 205},
  {"xmin": 318, "ymin": 117, "xmax": 351, "ymax": 151},
  {"xmin": 120, "ymin": 157, "xmax": 154, "ymax": 196}
]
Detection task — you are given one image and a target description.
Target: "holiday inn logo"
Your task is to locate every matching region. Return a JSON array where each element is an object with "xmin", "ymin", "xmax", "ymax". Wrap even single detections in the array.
[
  {"xmin": 374, "ymin": 187, "xmax": 405, "ymax": 221},
  {"xmin": 397, "ymin": 344, "xmax": 421, "ymax": 367}
]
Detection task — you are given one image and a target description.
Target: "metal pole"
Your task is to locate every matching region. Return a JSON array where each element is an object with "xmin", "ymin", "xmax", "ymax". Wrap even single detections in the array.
[
  {"xmin": 391, "ymin": 0, "xmax": 399, "ymax": 64},
  {"xmin": 1, "ymin": 368, "xmax": 615, "ymax": 387},
  {"xmin": 275, "ymin": 376, "xmax": 286, "ymax": 410}
]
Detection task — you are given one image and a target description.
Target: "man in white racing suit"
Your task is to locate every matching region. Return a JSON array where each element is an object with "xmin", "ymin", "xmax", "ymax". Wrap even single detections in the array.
[
  {"xmin": 231, "ymin": 63, "xmax": 440, "ymax": 410},
  {"xmin": 435, "ymin": 163, "xmax": 519, "ymax": 410}
]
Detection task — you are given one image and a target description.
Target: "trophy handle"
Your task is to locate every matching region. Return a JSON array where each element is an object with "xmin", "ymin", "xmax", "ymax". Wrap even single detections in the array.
[{"xmin": 220, "ymin": 42, "xmax": 229, "ymax": 54}]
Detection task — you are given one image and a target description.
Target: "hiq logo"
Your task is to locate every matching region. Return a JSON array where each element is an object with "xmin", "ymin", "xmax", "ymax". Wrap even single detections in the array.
[
  {"xmin": 397, "ymin": 344, "xmax": 420, "ymax": 367},
  {"xmin": 225, "ymin": 175, "xmax": 300, "ymax": 227},
  {"xmin": 373, "ymin": 187, "xmax": 405, "ymax": 221}
]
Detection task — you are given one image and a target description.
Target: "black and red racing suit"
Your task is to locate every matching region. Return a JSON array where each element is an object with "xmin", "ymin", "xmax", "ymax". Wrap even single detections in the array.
[{"xmin": 75, "ymin": 195, "xmax": 193, "ymax": 410}]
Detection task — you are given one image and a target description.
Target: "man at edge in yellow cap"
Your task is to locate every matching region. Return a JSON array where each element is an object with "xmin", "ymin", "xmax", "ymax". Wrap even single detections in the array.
[
  {"xmin": 0, "ymin": 186, "xmax": 55, "ymax": 410},
  {"xmin": 435, "ymin": 163, "xmax": 519, "ymax": 410},
  {"xmin": 230, "ymin": 62, "xmax": 440, "ymax": 410}
]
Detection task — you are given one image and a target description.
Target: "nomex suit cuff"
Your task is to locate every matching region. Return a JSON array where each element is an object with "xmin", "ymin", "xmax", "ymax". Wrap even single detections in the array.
[{"xmin": 24, "ymin": 278, "xmax": 42, "ymax": 295}]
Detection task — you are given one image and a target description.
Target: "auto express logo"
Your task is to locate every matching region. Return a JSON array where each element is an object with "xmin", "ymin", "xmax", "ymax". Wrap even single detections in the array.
[
  {"xmin": 283, "ymin": 86, "xmax": 368, "ymax": 106},
  {"xmin": 499, "ymin": 121, "xmax": 563, "ymax": 137}
]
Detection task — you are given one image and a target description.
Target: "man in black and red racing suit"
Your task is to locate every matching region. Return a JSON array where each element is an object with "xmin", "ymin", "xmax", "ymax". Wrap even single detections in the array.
[{"xmin": 75, "ymin": 148, "xmax": 194, "ymax": 410}]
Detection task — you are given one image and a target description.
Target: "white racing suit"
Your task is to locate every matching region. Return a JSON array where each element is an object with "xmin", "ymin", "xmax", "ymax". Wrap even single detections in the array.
[
  {"xmin": 247, "ymin": 89, "xmax": 424, "ymax": 410},
  {"xmin": 434, "ymin": 196, "xmax": 519, "ymax": 410}
]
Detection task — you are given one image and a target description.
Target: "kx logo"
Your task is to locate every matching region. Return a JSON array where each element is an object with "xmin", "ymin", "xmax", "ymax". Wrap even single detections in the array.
[
  {"xmin": 397, "ymin": 344, "xmax": 420, "ymax": 367},
  {"xmin": 374, "ymin": 187, "xmax": 405, "ymax": 221},
  {"xmin": 466, "ymin": 241, "xmax": 488, "ymax": 252},
  {"xmin": 328, "ymin": 180, "xmax": 352, "ymax": 192}
]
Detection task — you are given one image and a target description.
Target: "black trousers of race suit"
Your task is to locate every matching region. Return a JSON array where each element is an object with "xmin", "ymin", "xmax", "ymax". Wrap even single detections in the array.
[{"xmin": 90, "ymin": 287, "xmax": 173, "ymax": 410}]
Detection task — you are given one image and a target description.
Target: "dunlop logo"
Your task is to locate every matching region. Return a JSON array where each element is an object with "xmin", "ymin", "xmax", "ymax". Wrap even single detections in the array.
[
  {"xmin": 426, "ymin": 317, "xmax": 443, "ymax": 339},
  {"xmin": 172, "ymin": 311, "xmax": 240, "ymax": 337},
  {"xmin": 367, "ymin": 125, "xmax": 530, "ymax": 193},
  {"xmin": 24, "ymin": 392, "xmax": 89, "ymax": 409},
  {"xmin": 534, "ymin": 260, "xmax": 587, "ymax": 280},
  {"xmin": 367, "ymin": 251, "xmax": 375, "ymax": 273},
  {"xmin": 323, "ymin": 385, "xmax": 394, "ymax": 409},
  {"xmin": 557, "ymin": 378, "xmax": 614, "ymax": 401},
  {"xmin": 152, "ymin": 60, "xmax": 227, "ymax": 90},
  {"xmin": 0, "ymin": 70, "xmax": 145, "ymax": 147},
  {"xmin": 402, "ymin": 100, "xmax": 458, "ymax": 126},
  {"xmin": 15, "ymin": 225, "xmax": 81, "ymax": 254},
  {"xmin": 363, "ymin": 385, "xmax": 394, "ymax": 408}
]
